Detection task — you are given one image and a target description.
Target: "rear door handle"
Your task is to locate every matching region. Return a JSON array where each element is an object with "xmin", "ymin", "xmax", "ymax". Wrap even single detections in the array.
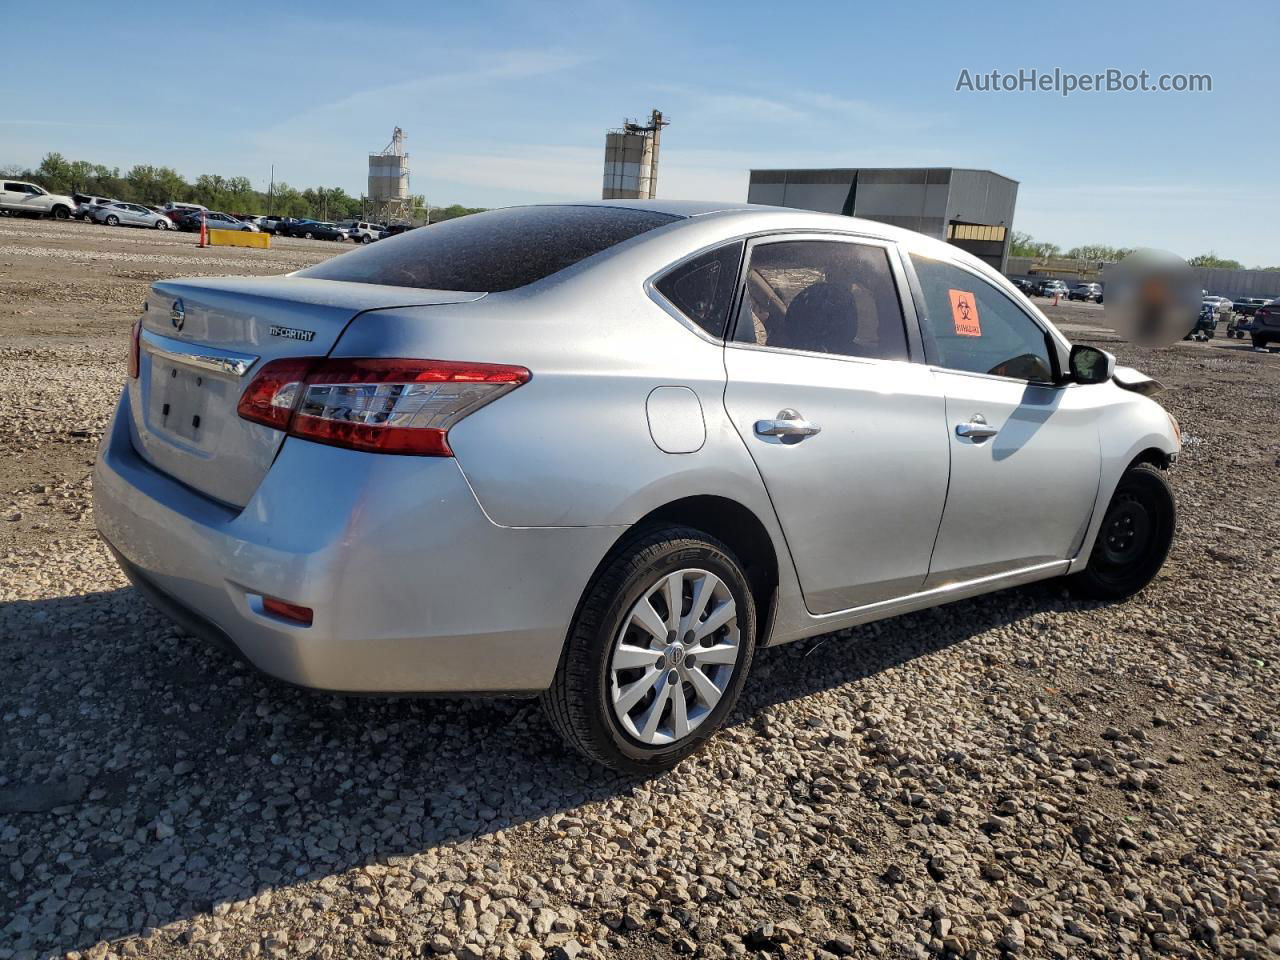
[
  {"xmin": 755, "ymin": 408, "xmax": 822, "ymax": 438},
  {"xmin": 955, "ymin": 416, "xmax": 999, "ymax": 440}
]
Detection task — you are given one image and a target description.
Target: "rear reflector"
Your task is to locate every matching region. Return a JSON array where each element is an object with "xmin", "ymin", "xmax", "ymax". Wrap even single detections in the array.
[
  {"xmin": 262, "ymin": 596, "xmax": 314, "ymax": 625},
  {"xmin": 128, "ymin": 319, "xmax": 142, "ymax": 379},
  {"xmin": 236, "ymin": 357, "xmax": 530, "ymax": 456}
]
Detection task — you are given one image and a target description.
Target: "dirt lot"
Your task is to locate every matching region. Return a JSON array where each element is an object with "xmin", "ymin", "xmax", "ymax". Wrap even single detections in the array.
[{"xmin": 1, "ymin": 218, "xmax": 1278, "ymax": 960}]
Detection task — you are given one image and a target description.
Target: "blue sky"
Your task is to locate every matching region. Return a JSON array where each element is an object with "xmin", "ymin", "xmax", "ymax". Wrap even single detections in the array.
[{"xmin": 3, "ymin": 0, "xmax": 1277, "ymax": 263}]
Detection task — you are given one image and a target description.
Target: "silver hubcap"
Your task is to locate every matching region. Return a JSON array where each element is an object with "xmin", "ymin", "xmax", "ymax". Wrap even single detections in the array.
[{"xmin": 609, "ymin": 568, "xmax": 740, "ymax": 746}]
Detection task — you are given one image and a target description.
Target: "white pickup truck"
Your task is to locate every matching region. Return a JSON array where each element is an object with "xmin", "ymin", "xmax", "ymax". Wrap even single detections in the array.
[{"xmin": 0, "ymin": 180, "xmax": 76, "ymax": 220}]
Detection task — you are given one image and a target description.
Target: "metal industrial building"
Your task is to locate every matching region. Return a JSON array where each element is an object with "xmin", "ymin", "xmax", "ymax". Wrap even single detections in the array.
[{"xmin": 747, "ymin": 167, "xmax": 1018, "ymax": 271}]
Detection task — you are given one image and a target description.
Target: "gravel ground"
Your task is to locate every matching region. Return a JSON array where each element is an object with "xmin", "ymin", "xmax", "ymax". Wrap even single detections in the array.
[{"xmin": 1, "ymin": 217, "xmax": 1278, "ymax": 960}]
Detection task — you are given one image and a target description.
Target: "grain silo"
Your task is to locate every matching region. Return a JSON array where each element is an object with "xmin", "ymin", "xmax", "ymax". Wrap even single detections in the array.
[
  {"xmin": 602, "ymin": 110, "xmax": 668, "ymax": 200},
  {"xmin": 366, "ymin": 127, "xmax": 413, "ymax": 224}
]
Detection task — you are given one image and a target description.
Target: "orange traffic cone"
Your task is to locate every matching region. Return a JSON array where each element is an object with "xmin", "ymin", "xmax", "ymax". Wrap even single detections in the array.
[{"xmin": 198, "ymin": 212, "xmax": 208, "ymax": 248}]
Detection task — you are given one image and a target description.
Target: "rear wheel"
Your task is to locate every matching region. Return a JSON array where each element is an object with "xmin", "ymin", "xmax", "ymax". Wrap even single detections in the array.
[
  {"xmin": 1070, "ymin": 463, "xmax": 1175, "ymax": 601},
  {"xmin": 541, "ymin": 525, "xmax": 756, "ymax": 774},
  {"xmin": 104, "ymin": 215, "xmax": 120, "ymax": 226},
  {"xmin": 304, "ymin": 231, "xmax": 314, "ymax": 239}
]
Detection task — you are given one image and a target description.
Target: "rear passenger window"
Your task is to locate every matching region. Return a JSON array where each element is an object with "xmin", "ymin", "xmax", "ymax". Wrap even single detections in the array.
[
  {"xmin": 731, "ymin": 239, "xmax": 909, "ymax": 361},
  {"xmin": 654, "ymin": 241, "xmax": 744, "ymax": 338},
  {"xmin": 911, "ymin": 255, "xmax": 1057, "ymax": 382}
]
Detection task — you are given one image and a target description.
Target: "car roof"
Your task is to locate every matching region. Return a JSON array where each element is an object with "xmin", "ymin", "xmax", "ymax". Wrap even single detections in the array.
[
  {"xmin": 540, "ymin": 199, "xmax": 760, "ymax": 219},
  {"xmin": 514, "ymin": 199, "xmax": 998, "ymax": 262}
]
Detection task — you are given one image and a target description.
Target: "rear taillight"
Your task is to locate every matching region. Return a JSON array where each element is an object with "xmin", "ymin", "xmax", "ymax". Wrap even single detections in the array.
[
  {"xmin": 236, "ymin": 357, "xmax": 315, "ymax": 430},
  {"xmin": 128, "ymin": 319, "xmax": 142, "ymax": 379},
  {"xmin": 236, "ymin": 358, "xmax": 530, "ymax": 456}
]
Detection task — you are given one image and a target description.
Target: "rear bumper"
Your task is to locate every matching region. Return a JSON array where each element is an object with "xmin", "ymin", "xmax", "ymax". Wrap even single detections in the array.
[{"xmin": 94, "ymin": 388, "xmax": 624, "ymax": 693}]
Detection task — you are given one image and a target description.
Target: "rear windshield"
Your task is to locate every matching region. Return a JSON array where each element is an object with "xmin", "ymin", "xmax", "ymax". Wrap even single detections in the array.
[{"xmin": 296, "ymin": 205, "xmax": 681, "ymax": 292}]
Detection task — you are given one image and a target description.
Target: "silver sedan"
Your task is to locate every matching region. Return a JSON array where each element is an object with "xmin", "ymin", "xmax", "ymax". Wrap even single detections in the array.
[
  {"xmin": 93, "ymin": 201, "xmax": 171, "ymax": 229},
  {"xmin": 93, "ymin": 201, "xmax": 1180, "ymax": 772}
]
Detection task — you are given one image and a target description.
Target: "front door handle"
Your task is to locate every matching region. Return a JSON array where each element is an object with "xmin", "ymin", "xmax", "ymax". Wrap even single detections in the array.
[
  {"xmin": 755, "ymin": 408, "xmax": 822, "ymax": 439},
  {"xmin": 955, "ymin": 415, "xmax": 999, "ymax": 440}
]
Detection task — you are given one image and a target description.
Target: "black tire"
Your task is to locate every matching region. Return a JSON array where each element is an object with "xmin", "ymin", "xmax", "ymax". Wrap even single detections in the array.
[
  {"xmin": 541, "ymin": 525, "xmax": 757, "ymax": 774},
  {"xmin": 104, "ymin": 215, "xmax": 119, "ymax": 226},
  {"xmin": 154, "ymin": 219, "xmax": 168, "ymax": 230},
  {"xmin": 51, "ymin": 205, "xmax": 70, "ymax": 221},
  {"xmin": 1069, "ymin": 463, "xmax": 1175, "ymax": 601},
  {"xmin": 304, "ymin": 231, "xmax": 314, "ymax": 239}
]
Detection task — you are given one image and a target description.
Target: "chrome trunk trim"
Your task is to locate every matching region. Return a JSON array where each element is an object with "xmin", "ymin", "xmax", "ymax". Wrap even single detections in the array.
[{"xmin": 140, "ymin": 329, "xmax": 259, "ymax": 378}]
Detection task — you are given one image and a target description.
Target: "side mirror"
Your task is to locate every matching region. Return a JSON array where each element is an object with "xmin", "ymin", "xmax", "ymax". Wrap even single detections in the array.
[{"xmin": 1068, "ymin": 344, "xmax": 1116, "ymax": 384}]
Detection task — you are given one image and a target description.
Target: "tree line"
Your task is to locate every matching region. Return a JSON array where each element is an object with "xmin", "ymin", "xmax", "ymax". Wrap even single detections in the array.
[
  {"xmin": 1009, "ymin": 230, "xmax": 1277, "ymax": 272},
  {"xmin": 2, "ymin": 153, "xmax": 486, "ymax": 224}
]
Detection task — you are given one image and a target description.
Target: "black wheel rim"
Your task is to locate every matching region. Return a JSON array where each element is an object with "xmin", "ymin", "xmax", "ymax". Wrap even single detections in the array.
[{"xmin": 1097, "ymin": 492, "xmax": 1152, "ymax": 567}]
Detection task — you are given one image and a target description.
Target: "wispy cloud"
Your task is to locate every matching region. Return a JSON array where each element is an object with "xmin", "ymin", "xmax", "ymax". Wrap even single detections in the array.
[
  {"xmin": 653, "ymin": 83, "xmax": 945, "ymax": 135},
  {"xmin": 0, "ymin": 120, "xmax": 118, "ymax": 128},
  {"xmin": 653, "ymin": 86, "xmax": 811, "ymax": 124},
  {"xmin": 268, "ymin": 49, "xmax": 594, "ymax": 133}
]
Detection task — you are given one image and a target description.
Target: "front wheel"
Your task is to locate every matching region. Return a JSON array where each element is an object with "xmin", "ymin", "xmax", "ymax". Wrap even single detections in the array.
[
  {"xmin": 1069, "ymin": 463, "xmax": 1175, "ymax": 601},
  {"xmin": 52, "ymin": 206, "xmax": 70, "ymax": 221},
  {"xmin": 303, "ymin": 231, "xmax": 314, "ymax": 239},
  {"xmin": 541, "ymin": 525, "xmax": 757, "ymax": 774},
  {"xmin": 154, "ymin": 219, "xmax": 168, "ymax": 230}
]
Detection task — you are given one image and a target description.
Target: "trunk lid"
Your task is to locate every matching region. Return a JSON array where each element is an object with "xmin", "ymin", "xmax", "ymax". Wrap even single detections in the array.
[{"xmin": 130, "ymin": 276, "xmax": 484, "ymax": 507}]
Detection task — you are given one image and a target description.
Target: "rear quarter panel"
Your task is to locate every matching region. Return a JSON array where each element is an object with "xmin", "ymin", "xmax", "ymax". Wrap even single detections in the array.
[{"xmin": 331, "ymin": 284, "xmax": 782, "ymax": 532}]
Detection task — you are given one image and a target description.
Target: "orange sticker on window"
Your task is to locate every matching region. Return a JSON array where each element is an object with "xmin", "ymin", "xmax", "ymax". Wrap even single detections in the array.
[{"xmin": 948, "ymin": 289, "xmax": 981, "ymax": 336}]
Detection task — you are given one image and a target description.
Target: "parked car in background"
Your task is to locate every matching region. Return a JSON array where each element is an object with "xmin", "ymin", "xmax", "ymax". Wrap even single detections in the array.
[
  {"xmin": 258, "ymin": 215, "xmax": 292, "ymax": 235},
  {"xmin": 94, "ymin": 201, "xmax": 1180, "ymax": 773},
  {"xmin": 266, "ymin": 216, "xmax": 313, "ymax": 235},
  {"xmin": 1231, "ymin": 296, "xmax": 1271, "ymax": 318},
  {"xmin": 177, "ymin": 210, "xmax": 260, "ymax": 233},
  {"xmin": 377, "ymin": 223, "xmax": 416, "ymax": 240},
  {"xmin": 1068, "ymin": 283, "xmax": 1103, "ymax": 302},
  {"xmin": 0, "ymin": 180, "xmax": 76, "ymax": 220},
  {"xmin": 344, "ymin": 220, "xmax": 386, "ymax": 244},
  {"xmin": 73, "ymin": 194, "xmax": 119, "ymax": 221},
  {"xmin": 1011, "ymin": 278, "xmax": 1036, "ymax": 296},
  {"xmin": 1037, "ymin": 279, "xmax": 1070, "ymax": 299},
  {"xmin": 285, "ymin": 220, "xmax": 347, "ymax": 241},
  {"xmin": 162, "ymin": 202, "xmax": 208, "ymax": 224},
  {"xmin": 1251, "ymin": 299, "xmax": 1280, "ymax": 349},
  {"xmin": 92, "ymin": 201, "xmax": 172, "ymax": 230}
]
